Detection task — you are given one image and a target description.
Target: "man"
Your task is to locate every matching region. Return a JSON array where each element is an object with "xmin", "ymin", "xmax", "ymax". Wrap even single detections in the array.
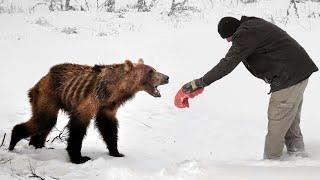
[{"xmin": 177, "ymin": 16, "xmax": 318, "ymax": 159}]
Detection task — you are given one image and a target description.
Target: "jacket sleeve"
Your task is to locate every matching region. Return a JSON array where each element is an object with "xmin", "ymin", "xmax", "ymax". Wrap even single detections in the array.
[{"xmin": 202, "ymin": 29, "xmax": 259, "ymax": 85}]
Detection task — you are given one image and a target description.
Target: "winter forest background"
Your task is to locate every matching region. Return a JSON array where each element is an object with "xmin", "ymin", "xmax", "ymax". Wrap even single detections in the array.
[
  {"xmin": 1, "ymin": 0, "xmax": 320, "ymax": 180},
  {"xmin": 1, "ymin": 0, "xmax": 320, "ymax": 21}
]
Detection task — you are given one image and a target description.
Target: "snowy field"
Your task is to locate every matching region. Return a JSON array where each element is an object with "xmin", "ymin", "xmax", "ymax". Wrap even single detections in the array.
[{"xmin": 1, "ymin": 1, "xmax": 320, "ymax": 179}]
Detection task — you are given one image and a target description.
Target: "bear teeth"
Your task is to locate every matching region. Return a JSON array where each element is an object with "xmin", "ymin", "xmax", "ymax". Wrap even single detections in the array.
[{"xmin": 153, "ymin": 88, "xmax": 161, "ymax": 97}]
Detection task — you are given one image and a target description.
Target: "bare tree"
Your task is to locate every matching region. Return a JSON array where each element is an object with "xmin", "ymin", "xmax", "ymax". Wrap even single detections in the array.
[{"xmin": 287, "ymin": 0, "xmax": 300, "ymax": 19}]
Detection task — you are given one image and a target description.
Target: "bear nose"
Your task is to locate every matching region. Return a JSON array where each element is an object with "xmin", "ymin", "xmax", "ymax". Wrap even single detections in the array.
[{"xmin": 164, "ymin": 75, "xmax": 169, "ymax": 83}]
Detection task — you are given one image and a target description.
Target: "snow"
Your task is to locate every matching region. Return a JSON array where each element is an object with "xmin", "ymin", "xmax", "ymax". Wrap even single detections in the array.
[{"xmin": 1, "ymin": 1, "xmax": 320, "ymax": 179}]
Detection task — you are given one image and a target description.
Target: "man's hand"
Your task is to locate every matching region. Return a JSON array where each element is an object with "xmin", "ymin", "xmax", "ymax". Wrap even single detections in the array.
[
  {"xmin": 182, "ymin": 78, "xmax": 207, "ymax": 94},
  {"xmin": 175, "ymin": 78, "xmax": 207, "ymax": 108},
  {"xmin": 174, "ymin": 88, "xmax": 204, "ymax": 108}
]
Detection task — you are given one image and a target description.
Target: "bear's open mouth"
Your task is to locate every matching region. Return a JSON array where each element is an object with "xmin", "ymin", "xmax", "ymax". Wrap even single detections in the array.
[
  {"xmin": 151, "ymin": 85, "xmax": 161, "ymax": 97},
  {"xmin": 146, "ymin": 76, "xmax": 169, "ymax": 98},
  {"xmin": 150, "ymin": 80, "xmax": 168, "ymax": 98}
]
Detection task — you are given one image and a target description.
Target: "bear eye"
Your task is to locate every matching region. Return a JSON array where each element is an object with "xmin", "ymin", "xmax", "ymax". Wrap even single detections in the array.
[{"xmin": 148, "ymin": 69, "xmax": 154, "ymax": 77}]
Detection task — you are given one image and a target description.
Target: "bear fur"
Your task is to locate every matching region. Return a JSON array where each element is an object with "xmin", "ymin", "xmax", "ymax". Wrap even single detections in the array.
[{"xmin": 9, "ymin": 59, "xmax": 169, "ymax": 164}]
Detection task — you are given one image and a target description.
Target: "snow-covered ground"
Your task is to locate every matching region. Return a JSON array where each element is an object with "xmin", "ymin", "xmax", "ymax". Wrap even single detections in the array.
[{"xmin": 1, "ymin": 2, "xmax": 320, "ymax": 179}]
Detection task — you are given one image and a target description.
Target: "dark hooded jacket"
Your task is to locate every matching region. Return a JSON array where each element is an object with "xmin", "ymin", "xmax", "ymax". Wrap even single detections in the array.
[{"xmin": 202, "ymin": 16, "xmax": 318, "ymax": 93}]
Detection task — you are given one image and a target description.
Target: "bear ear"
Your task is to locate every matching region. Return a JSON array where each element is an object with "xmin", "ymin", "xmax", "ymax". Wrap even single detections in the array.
[
  {"xmin": 138, "ymin": 58, "xmax": 144, "ymax": 64},
  {"xmin": 124, "ymin": 60, "xmax": 134, "ymax": 72}
]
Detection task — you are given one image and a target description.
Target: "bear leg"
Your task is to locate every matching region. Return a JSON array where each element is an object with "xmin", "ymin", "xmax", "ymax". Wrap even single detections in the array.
[
  {"xmin": 10, "ymin": 112, "xmax": 58, "ymax": 151},
  {"xmin": 28, "ymin": 111, "xmax": 58, "ymax": 149},
  {"xmin": 66, "ymin": 115, "xmax": 91, "ymax": 164},
  {"xmin": 29, "ymin": 131, "xmax": 51, "ymax": 149},
  {"xmin": 9, "ymin": 123, "xmax": 30, "ymax": 151},
  {"xmin": 10, "ymin": 82, "xmax": 59, "ymax": 150},
  {"xmin": 95, "ymin": 109, "xmax": 124, "ymax": 157}
]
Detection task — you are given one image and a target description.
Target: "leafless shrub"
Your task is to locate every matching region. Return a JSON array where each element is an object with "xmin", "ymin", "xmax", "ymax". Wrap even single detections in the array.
[
  {"xmin": 308, "ymin": 12, "xmax": 320, "ymax": 18},
  {"xmin": 65, "ymin": 0, "xmax": 76, "ymax": 11},
  {"xmin": 29, "ymin": 2, "xmax": 50, "ymax": 13},
  {"xmin": 137, "ymin": 0, "xmax": 148, "ymax": 12},
  {"xmin": 0, "ymin": 2, "xmax": 24, "ymax": 14},
  {"xmin": 0, "ymin": 158, "xmax": 11, "ymax": 164},
  {"xmin": 61, "ymin": 27, "xmax": 78, "ymax": 34},
  {"xmin": 49, "ymin": 0, "xmax": 64, "ymax": 11},
  {"xmin": 283, "ymin": 0, "xmax": 302, "ymax": 24},
  {"xmin": 28, "ymin": 161, "xmax": 45, "ymax": 180},
  {"xmin": 168, "ymin": 0, "xmax": 200, "ymax": 16},
  {"xmin": 30, "ymin": 0, "xmax": 75, "ymax": 12},
  {"xmin": 50, "ymin": 126, "xmax": 68, "ymax": 144},
  {"xmin": 35, "ymin": 17, "xmax": 52, "ymax": 27},
  {"xmin": 0, "ymin": 0, "xmax": 4, "ymax": 13},
  {"xmin": 83, "ymin": 0, "xmax": 90, "ymax": 11},
  {"xmin": 169, "ymin": 0, "xmax": 187, "ymax": 16},
  {"xmin": 97, "ymin": 0, "xmax": 115, "ymax": 12},
  {"xmin": 287, "ymin": 0, "xmax": 300, "ymax": 18},
  {"xmin": 0, "ymin": 133, "xmax": 6, "ymax": 148},
  {"xmin": 240, "ymin": 0, "xmax": 257, "ymax": 4},
  {"xmin": 135, "ymin": 0, "xmax": 158, "ymax": 12}
]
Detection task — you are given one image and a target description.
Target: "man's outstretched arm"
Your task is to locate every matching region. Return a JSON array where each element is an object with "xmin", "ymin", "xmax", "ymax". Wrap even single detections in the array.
[{"xmin": 182, "ymin": 28, "xmax": 259, "ymax": 93}]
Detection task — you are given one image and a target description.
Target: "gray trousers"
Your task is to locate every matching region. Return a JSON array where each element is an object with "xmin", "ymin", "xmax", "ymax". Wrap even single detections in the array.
[{"xmin": 264, "ymin": 79, "xmax": 308, "ymax": 159}]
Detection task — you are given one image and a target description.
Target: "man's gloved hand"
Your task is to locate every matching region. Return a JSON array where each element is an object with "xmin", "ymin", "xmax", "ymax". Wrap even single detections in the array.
[
  {"xmin": 174, "ymin": 88, "xmax": 204, "ymax": 108},
  {"xmin": 182, "ymin": 78, "xmax": 207, "ymax": 94},
  {"xmin": 175, "ymin": 78, "xmax": 206, "ymax": 108}
]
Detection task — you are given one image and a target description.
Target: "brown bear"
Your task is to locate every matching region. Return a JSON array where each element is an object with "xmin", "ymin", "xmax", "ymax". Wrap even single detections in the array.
[{"xmin": 9, "ymin": 59, "xmax": 169, "ymax": 164}]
